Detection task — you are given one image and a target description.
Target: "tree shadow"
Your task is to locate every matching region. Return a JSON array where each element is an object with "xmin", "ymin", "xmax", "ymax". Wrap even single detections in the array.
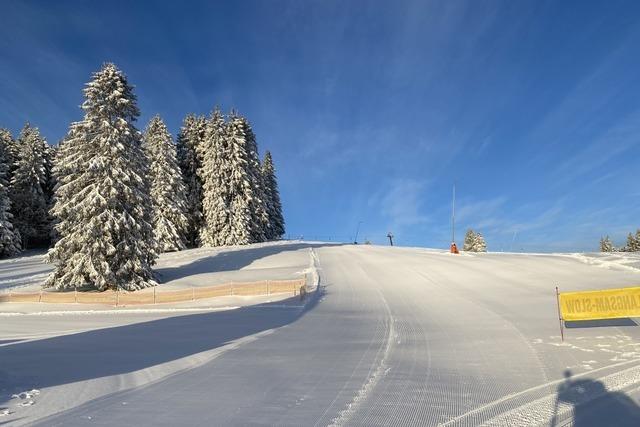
[
  {"xmin": 550, "ymin": 369, "xmax": 640, "ymax": 426},
  {"xmin": 155, "ymin": 242, "xmax": 339, "ymax": 282},
  {"xmin": 0, "ymin": 287, "xmax": 323, "ymax": 409}
]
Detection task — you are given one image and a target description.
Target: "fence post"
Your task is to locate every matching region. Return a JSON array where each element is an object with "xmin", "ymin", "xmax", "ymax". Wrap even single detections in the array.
[
  {"xmin": 153, "ymin": 286, "xmax": 157, "ymax": 304},
  {"xmin": 39, "ymin": 291, "xmax": 42, "ymax": 303},
  {"xmin": 115, "ymin": 288, "xmax": 119, "ymax": 308}
]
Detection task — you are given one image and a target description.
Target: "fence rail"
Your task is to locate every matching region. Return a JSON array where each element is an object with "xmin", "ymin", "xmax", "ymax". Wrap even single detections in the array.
[{"xmin": 0, "ymin": 278, "xmax": 307, "ymax": 306}]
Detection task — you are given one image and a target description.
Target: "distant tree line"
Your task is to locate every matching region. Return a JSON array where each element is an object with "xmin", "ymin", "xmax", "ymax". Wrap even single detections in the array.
[
  {"xmin": 600, "ymin": 231, "xmax": 640, "ymax": 253},
  {"xmin": 0, "ymin": 63, "xmax": 285, "ymax": 291}
]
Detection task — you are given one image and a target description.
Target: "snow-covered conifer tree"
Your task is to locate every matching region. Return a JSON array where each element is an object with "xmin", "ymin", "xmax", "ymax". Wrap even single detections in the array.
[
  {"xmin": 221, "ymin": 112, "xmax": 269, "ymax": 244},
  {"xmin": 45, "ymin": 63, "xmax": 157, "ymax": 291},
  {"xmin": 463, "ymin": 229, "xmax": 476, "ymax": 251},
  {"xmin": 176, "ymin": 114, "xmax": 207, "ymax": 246},
  {"xmin": 0, "ymin": 129, "xmax": 17, "ymax": 181},
  {"xmin": 143, "ymin": 116, "xmax": 189, "ymax": 252},
  {"xmin": 0, "ymin": 133, "xmax": 21, "ymax": 257},
  {"xmin": 463, "ymin": 229, "xmax": 486, "ymax": 252},
  {"xmin": 261, "ymin": 151, "xmax": 285, "ymax": 240},
  {"xmin": 235, "ymin": 114, "xmax": 269, "ymax": 242},
  {"xmin": 627, "ymin": 232, "xmax": 640, "ymax": 252},
  {"xmin": 10, "ymin": 124, "xmax": 50, "ymax": 248},
  {"xmin": 474, "ymin": 232, "xmax": 487, "ymax": 252},
  {"xmin": 599, "ymin": 236, "xmax": 614, "ymax": 252},
  {"xmin": 199, "ymin": 109, "xmax": 232, "ymax": 246}
]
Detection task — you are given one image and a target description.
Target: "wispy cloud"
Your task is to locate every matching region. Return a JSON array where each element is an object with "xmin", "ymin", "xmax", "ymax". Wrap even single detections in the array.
[{"xmin": 377, "ymin": 179, "xmax": 431, "ymax": 230}]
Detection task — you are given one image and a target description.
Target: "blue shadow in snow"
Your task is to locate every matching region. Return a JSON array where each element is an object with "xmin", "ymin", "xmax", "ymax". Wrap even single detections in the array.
[
  {"xmin": 0, "ymin": 288, "xmax": 323, "ymax": 408},
  {"xmin": 564, "ymin": 318, "xmax": 638, "ymax": 328}
]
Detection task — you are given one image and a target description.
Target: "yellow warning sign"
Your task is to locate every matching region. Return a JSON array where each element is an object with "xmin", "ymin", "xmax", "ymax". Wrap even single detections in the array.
[{"xmin": 559, "ymin": 286, "xmax": 640, "ymax": 321}]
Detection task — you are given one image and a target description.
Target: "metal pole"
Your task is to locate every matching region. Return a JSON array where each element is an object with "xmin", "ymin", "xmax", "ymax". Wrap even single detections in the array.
[
  {"xmin": 387, "ymin": 232, "xmax": 394, "ymax": 246},
  {"xmin": 555, "ymin": 286, "xmax": 564, "ymax": 342},
  {"xmin": 354, "ymin": 221, "xmax": 363, "ymax": 244},
  {"xmin": 452, "ymin": 183, "xmax": 456, "ymax": 244}
]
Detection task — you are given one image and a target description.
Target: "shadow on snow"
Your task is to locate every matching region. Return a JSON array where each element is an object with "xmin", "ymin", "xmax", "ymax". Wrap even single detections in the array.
[
  {"xmin": 154, "ymin": 242, "xmax": 339, "ymax": 282},
  {"xmin": 550, "ymin": 369, "xmax": 640, "ymax": 426},
  {"xmin": 0, "ymin": 286, "xmax": 324, "ymax": 408}
]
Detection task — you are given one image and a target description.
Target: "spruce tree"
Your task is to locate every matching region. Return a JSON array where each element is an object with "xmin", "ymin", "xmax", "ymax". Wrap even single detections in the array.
[
  {"xmin": 474, "ymin": 232, "xmax": 487, "ymax": 252},
  {"xmin": 143, "ymin": 116, "xmax": 189, "ymax": 252},
  {"xmin": 220, "ymin": 112, "xmax": 269, "ymax": 244},
  {"xmin": 10, "ymin": 124, "xmax": 50, "ymax": 248},
  {"xmin": 0, "ymin": 129, "xmax": 17, "ymax": 181},
  {"xmin": 600, "ymin": 236, "xmax": 614, "ymax": 252},
  {"xmin": 45, "ymin": 63, "xmax": 157, "ymax": 291},
  {"xmin": 176, "ymin": 114, "xmax": 207, "ymax": 247},
  {"xmin": 261, "ymin": 151, "xmax": 285, "ymax": 240},
  {"xmin": 627, "ymin": 232, "xmax": 640, "ymax": 252},
  {"xmin": 463, "ymin": 229, "xmax": 476, "ymax": 251},
  {"xmin": 0, "ymin": 133, "xmax": 21, "ymax": 257},
  {"xmin": 199, "ymin": 108, "xmax": 232, "ymax": 246},
  {"xmin": 236, "ymin": 114, "xmax": 269, "ymax": 242}
]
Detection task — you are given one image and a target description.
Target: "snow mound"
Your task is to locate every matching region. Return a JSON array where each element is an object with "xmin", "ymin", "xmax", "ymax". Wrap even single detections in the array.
[{"xmin": 564, "ymin": 252, "xmax": 640, "ymax": 273}]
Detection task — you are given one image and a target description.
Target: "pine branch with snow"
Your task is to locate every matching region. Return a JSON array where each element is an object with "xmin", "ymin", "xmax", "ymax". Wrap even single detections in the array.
[
  {"xmin": 143, "ymin": 115, "xmax": 189, "ymax": 252},
  {"xmin": 45, "ymin": 63, "xmax": 157, "ymax": 291}
]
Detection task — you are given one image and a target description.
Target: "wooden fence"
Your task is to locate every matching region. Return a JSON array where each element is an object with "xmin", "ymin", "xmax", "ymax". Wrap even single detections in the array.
[{"xmin": 0, "ymin": 278, "xmax": 307, "ymax": 306}]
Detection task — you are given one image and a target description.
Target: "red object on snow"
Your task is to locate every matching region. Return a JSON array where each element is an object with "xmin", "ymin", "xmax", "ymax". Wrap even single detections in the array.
[{"xmin": 450, "ymin": 242, "xmax": 459, "ymax": 254}]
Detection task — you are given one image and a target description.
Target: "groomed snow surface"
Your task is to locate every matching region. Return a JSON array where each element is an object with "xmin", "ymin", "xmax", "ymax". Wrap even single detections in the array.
[{"xmin": 2, "ymin": 242, "xmax": 640, "ymax": 426}]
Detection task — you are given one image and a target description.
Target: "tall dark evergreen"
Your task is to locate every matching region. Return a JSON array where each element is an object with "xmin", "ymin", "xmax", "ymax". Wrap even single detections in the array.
[
  {"xmin": 10, "ymin": 124, "xmax": 50, "ymax": 248},
  {"xmin": 143, "ymin": 115, "xmax": 189, "ymax": 252},
  {"xmin": 45, "ymin": 63, "xmax": 157, "ymax": 291},
  {"xmin": 176, "ymin": 114, "xmax": 206, "ymax": 247},
  {"xmin": 261, "ymin": 151, "xmax": 285, "ymax": 240},
  {"xmin": 0, "ymin": 131, "xmax": 21, "ymax": 257}
]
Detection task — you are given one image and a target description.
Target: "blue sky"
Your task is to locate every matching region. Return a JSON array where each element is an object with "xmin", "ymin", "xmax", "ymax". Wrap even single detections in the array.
[{"xmin": 1, "ymin": 0, "xmax": 639, "ymax": 252}]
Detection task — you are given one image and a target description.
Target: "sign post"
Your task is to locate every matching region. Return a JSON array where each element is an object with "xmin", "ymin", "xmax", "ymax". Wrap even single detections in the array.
[{"xmin": 555, "ymin": 286, "xmax": 564, "ymax": 342}]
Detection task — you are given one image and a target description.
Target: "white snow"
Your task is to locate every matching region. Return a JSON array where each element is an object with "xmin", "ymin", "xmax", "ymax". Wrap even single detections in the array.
[{"xmin": 2, "ymin": 243, "xmax": 640, "ymax": 426}]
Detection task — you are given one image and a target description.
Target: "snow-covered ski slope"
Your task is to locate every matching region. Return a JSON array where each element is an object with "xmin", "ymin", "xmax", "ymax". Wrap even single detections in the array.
[
  {"xmin": 0, "ymin": 241, "xmax": 314, "ymax": 293},
  {"xmin": 2, "ymin": 243, "xmax": 640, "ymax": 426}
]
